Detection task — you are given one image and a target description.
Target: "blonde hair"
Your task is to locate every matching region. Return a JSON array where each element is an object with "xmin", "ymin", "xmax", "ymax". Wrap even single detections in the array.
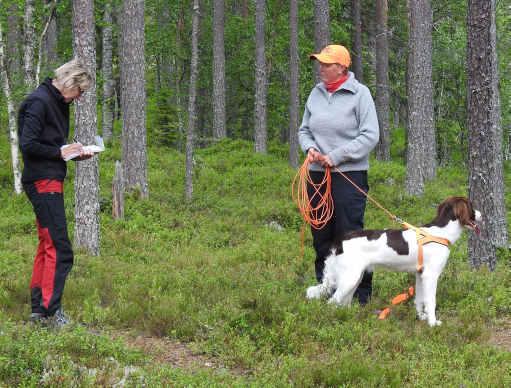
[{"xmin": 54, "ymin": 59, "xmax": 92, "ymax": 92}]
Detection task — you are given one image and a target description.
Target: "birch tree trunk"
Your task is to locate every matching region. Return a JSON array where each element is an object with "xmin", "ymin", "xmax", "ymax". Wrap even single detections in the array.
[
  {"xmin": 23, "ymin": 0, "xmax": 36, "ymax": 90},
  {"xmin": 289, "ymin": 0, "xmax": 300, "ymax": 168},
  {"xmin": 254, "ymin": 0, "xmax": 268, "ymax": 153},
  {"xmin": 351, "ymin": 0, "xmax": 363, "ymax": 82},
  {"xmin": 375, "ymin": 0, "xmax": 390, "ymax": 161},
  {"xmin": 405, "ymin": 0, "xmax": 435, "ymax": 195},
  {"xmin": 185, "ymin": 0, "xmax": 200, "ymax": 201},
  {"xmin": 313, "ymin": 0, "xmax": 330, "ymax": 83},
  {"xmin": 72, "ymin": 0, "xmax": 100, "ymax": 255},
  {"xmin": 213, "ymin": 0, "xmax": 226, "ymax": 139},
  {"xmin": 102, "ymin": 0, "xmax": 115, "ymax": 143},
  {"xmin": 467, "ymin": 0, "xmax": 508, "ymax": 270},
  {"xmin": 0, "ymin": 23, "xmax": 22, "ymax": 194},
  {"xmin": 121, "ymin": 0, "xmax": 148, "ymax": 198}
]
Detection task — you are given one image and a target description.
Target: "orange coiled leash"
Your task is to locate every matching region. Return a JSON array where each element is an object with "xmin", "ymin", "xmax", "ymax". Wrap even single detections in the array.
[{"xmin": 291, "ymin": 158, "xmax": 334, "ymax": 230}]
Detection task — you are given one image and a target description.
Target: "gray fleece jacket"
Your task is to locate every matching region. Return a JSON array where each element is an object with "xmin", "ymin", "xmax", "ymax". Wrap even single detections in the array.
[{"xmin": 298, "ymin": 71, "xmax": 379, "ymax": 172}]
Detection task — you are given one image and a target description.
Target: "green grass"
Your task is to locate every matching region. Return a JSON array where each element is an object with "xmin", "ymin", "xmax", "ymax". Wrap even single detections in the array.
[{"xmin": 1, "ymin": 137, "xmax": 510, "ymax": 386}]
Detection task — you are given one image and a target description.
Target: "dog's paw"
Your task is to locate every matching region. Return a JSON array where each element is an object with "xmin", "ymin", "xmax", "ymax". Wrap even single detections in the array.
[
  {"xmin": 306, "ymin": 286, "xmax": 322, "ymax": 299},
  {"xmin": 417, "ymin": 312, "xmax": 427, "ymax": 321},
  {"xmin": 427, "ymin": 319, "xmax": 442, "ymax": 327}
]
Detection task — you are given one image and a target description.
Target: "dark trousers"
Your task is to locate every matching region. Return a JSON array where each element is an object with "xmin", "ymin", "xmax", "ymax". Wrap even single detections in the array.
[
  {"xmin": 308, "ymin": 170, "xmax": 373, "ymax": 304},
  {"xmin": 24, "ymin": 181, "xmax": 73, "ymax": 316}
]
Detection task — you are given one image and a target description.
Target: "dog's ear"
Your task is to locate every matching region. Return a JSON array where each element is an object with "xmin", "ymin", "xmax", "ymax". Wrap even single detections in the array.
[{"xmin": 452, "ymin": 197, "xmax": 474, "ymax": 226}]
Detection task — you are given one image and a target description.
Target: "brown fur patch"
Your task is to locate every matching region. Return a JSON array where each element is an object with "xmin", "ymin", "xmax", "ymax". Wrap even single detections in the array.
[{"xmin": 424, "ymin": 196, "xmax": 475, "ymax": 228}]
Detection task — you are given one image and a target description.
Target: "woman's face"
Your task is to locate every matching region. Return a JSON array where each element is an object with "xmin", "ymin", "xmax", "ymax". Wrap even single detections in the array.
[
  {"xmin": 61, "ymin": 86, "xmax": 84, "ymax": 103},
  {"xmin": 319, "ymin": 62, "xmax": 346, "ymax": 84}
]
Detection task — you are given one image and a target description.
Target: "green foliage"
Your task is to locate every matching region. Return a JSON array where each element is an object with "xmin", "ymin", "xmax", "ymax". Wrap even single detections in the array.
[{"xmin": 1, "ymin": 134, "xmax": 510, "ymax": 385}]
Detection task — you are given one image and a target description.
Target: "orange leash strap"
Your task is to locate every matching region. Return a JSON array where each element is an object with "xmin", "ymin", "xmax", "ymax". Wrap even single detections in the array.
[{"xmin": 378, "ymin": 287, "xmax": 415, "ymax": 320}]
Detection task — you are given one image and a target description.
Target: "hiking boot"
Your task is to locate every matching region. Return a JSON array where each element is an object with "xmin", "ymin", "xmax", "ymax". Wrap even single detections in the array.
[
  {"xmin": 50, "ymin": 308, "xmax": 72, "ymax": 328},
  {"xmin": 29, "ymin": 312, "xmax": 48, "ymax": 324}
]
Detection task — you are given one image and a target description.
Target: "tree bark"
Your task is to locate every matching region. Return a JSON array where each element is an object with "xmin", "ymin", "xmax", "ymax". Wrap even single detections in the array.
[
  {"xmin": 102, "ymin": 0, "xmax": 115, "ymax": 143},
  {"xmin": 121, "ymin": 0, "xmax": 148, "ymax": 198},
  {"xmin": 375, "ymin": 0, "xmax": 390, "ymax": 161},
  {"xmin": 36, "ymin": 0, "xmax": 58, "ymax": 85},
  {"xmin": 72, "ymin": 0, "xmax": 100, "ymax": 255},
  {"xmin": 313, "ymin": 0, "xmax": 330, "ymax": 83},
  {"xmin": 185, "ymin": 0, "xmax": 200, "ymax": 201},
  {"xmin": 351, "ymin": 0, "xmax": 363, "ymax": 82},
  {"xmin": 254, "ymin": 0, "xmax": 268, "ymax": 153},
  {"xmin": 405, "ymin": 0, "xmax": 435, "ymax": 195},
  {"xmin": 0, "ymin": 23, "xmax": 22, "ymax": 194},
  {"xmin": 213, "ymin": 0, "xmax": 226, "ymax": 139},
  {"xmin": 289, "ymin": 0, "xmax": 300, "ymax": 168},
  {"xmin": 112, "ymin": 161, "xmax": 125, "ymax": 220},
  {"xmin": 467, "ymin": 0, "xmax": 508, "ymax": 270},
  {"xmin": 7, "ymin": 3, "xmax": 21, "ymax": 85},
  {"xmin": 23, "ymin": 0, "xmax": 36, "ymax": 90},
  {"xmin": 44, "ymin": 0, "xmax": 58, "ymax": 74}
]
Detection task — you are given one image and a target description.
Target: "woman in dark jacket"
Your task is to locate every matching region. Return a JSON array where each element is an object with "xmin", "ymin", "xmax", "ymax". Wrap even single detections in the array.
[{"xmin": 19, "ymin": 59, "xmax": 93, "ymax": 326}]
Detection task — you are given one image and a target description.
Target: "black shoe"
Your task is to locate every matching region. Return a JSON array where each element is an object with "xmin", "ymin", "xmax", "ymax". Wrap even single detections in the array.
[
  {"xmin": 29, "ymin": 312, "xmax": 48, "ymax": 324},
  {"xmin": 50, "ymin": 308, "xmax": 72, "ymax": 328}
]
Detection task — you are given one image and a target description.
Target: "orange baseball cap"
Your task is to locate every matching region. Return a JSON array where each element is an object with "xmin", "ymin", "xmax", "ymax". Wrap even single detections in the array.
[{"xmin": 310, "ymin": 45, "xmax": 351, "ymax": 67}]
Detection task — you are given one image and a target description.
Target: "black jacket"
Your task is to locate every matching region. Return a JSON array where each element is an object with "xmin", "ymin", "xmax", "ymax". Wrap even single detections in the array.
[{"xmin": 18, "ymin": 78, "xmax": 71, "ymax": 183}]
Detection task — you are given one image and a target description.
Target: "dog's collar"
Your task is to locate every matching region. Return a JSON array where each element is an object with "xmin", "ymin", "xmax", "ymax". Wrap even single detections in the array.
[{"xmin": 402, "ymin": 222, "xmax": 451, "ymax": 273}]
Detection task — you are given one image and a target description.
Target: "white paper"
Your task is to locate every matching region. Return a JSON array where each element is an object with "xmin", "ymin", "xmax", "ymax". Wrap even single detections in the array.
[{"xmin": 61, "ymin": 136, "xmax": 105, "ymax": 161}]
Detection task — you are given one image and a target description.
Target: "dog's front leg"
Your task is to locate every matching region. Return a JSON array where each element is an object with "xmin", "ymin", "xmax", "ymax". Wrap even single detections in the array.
[
  {"xmin": 306, "ymin": 283, "xmax": 329, "ymax": 299},
  {"xmin": 422, "ymin": 274, "xmax": 442, "ymax": 326},
  {"xmin": 415, "ymin": 274, "xmax": 427, "ymax": 321}
]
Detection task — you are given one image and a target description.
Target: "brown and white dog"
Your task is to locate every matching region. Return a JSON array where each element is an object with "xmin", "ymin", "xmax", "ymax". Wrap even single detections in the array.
[{"xmin": 306, "ymin": 196, "xmax": 481, "ymax": 326}]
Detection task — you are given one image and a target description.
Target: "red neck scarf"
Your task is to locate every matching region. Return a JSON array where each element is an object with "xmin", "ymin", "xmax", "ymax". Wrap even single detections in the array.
[{"xmin": 325, "ymin": 73, "xmax": 349, "ymax": 93}]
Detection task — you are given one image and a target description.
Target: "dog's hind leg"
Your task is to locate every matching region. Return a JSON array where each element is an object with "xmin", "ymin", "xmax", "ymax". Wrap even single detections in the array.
[
  {"xmin": 327, "ymin": 266, "xmax": 364, "ymax": 306},
  {"xmin": 415, "ymin": 273, "xmax": 427, "ymax": 321}
]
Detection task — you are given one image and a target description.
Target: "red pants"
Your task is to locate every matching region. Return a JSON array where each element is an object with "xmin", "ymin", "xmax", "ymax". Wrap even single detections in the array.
[{"xmin": 24, "ymin": 179, "xmax": 73, "ymax": 315}]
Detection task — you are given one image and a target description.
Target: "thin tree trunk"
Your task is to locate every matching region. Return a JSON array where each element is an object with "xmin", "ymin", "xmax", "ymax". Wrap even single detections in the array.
[
  {"xmin": 0, "ymin": 23, "xmax": 22, "ymax": 194},
  {"xmin": 112, "ymin": 161, "xmax": 125, "ymax": 220},
  {"xmin": 7, "ymin": 3, "xmax": 21, "ymax": 85},
  {"xmin": 351, "ymin": 0, "xmax": 363, "ymax": 82},
  {"xmin": 23, "ymin": 0, "xmax": 36, "ymax": 90},
  {"xmin": 72, "ymin": 0, "xmax": 100, "ymax": 255},
  {"xmin": 467, "ymin": 0, "xmax": 507, "ymax": 270},
  {"xmin": 405, "ymin": 0, "xmax": 435, "ymax": 195},
  {"xmin": 36, "ymin": 0, "xmax": 58, "ymax": 85},
  {"xmin": 375, "ymin": 0, "xmax": 390, "ymax": 161},
  {"xmin": 121, "ymin": 0, "xmax": 148, "ymax": 198},
  {"xmin": 185, "ymin": 0, "xmax": 200, "ymax": 201},
  {"xmin": 313, "ymin": 0, "xmax": 330, "ymax": 83},
  {"xmin": 44, "ymin": 0, "xmax": 58, "ymax": 74},
  {"xmin": 254, "ymin": 0, "xmax": 268, "ymax": 153},
  {"xmin": 289, "ymin": 0, "xmax": 299, "ymax": 168},
  {"xmin": 213, "ymin": 0, "xmax": 226, "ymax": 139},
  {"xmin": 102, "ymin": 0, "xmax": 115, "ymax": 143}
]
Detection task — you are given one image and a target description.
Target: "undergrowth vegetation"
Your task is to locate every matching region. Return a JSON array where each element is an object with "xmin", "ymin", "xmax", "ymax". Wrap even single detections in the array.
[{"xmin": 0, "ymin": 137, "xmax": 510, "ymax": 386}]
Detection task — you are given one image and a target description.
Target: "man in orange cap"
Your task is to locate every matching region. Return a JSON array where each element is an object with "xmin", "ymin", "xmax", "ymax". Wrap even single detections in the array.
[{"xmin": 299, "ymin": 44, "xmax": 379, "ymax": 305}]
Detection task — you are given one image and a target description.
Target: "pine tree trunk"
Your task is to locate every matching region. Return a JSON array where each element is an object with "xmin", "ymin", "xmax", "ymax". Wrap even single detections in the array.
[
  {"xmin": 254, "ymin": 0, "xmax": 268, "ymax": 153},
  {"xmin": 112, "ymin": 161, "xmax": 125, "ymax": 220},
  {"xmin": 36, "ymin": 0, "xmax": 58, "ymax": 86},
  {"xmin": 351, "ymin": 0, "xmax": 363, "ymax": 82},
  {"xmin": 72, "ymin": 0, "xmax": 100, "ymax": 256},
  {"xmin": 23, "ymin": 0, "xmax": 36, "ymax": 90},
  {"xmin": 375, "ymin": 0, "xmax": 390, "ymax": 161},
  {"xmin": 467, "ymin": 0, "xmax": 508, "ymax": 270},
  {"xmin": 289, "ymin": 0, "xmax": 300, "ymax": 168},
  {"xmin": 102, "ymin": 0, "xmax": 115, "ymax": 143},
  {"xmin": 185, "ymin": 0, "xmax": 200, "ymax": 201},
  {"xmin": 121, "ymin": 0, "xmax": 148, "ymax": 198},
  {"xmin": 7, "ymin": 3, "xmax": 21, "ymax": 86},
  {"xmin": 213, "ymin": 0, "xmax": 226, "ymax": 139},
  {"xmin": 313, "ymin": 0, "xmax": 330, "ymax": 83},
  {"xmin": 44, "ymin": 0, "xmax": 58, "ymax": 74},
  {"xmin": 0, "ymin": 23, "xmax": 22, "ymax": 194},
  {"xmin": 405, "ymin": 0, "xmax": 435, "ymax": 195}
]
